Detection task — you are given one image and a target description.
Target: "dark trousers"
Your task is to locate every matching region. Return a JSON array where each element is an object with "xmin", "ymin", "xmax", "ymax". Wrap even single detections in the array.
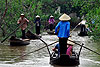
[
  {"xmin": 36, "ymin": 26, "xmax": 40, "ymax": 35},
  {"xmin": 81, "ymin": 25, "xmax": 86, "ymax": 32},
  {"xmin": 50, "ymin": 24, "xmax": 53, "ymax": 31},
  {"xmin": 59, "ymin": 38, "xmax": 68, "ymax": 55},
  {"xmin": 21, "ymin": 30, "xmax": 26, "ymax": 39}
]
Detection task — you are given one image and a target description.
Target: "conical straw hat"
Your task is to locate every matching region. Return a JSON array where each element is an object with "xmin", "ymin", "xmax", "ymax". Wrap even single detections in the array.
[
  {"xmin": 50, "ymin": 15, "xmax": 53, "ymax": 17},
  {"xmin": 36, "ymin": 15, "xmax": 40, "ymax": 18},
  {"xmin": 20, "ymin": 13, "xmax": 24, "ymax": 16},
  {"xmin": 67, "ymin": 38, "xmax": 75, "ymax": 46},
  {"xmin": 59, "ymin": 13, "xmax": 71, "ymax": 21}
]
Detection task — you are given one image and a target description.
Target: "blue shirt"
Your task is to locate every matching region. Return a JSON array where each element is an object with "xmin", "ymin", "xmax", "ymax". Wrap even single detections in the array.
[
  {"xmin": 55, "ymin": 21, "xmax": 70, "ymax": 38},
  {"xmin": 34, "ymin": 19, "xmax": 41, "ymax": 26}
]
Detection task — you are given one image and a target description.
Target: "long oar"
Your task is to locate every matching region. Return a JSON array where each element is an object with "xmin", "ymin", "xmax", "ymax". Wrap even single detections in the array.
[
  {"xmin": 12, "ymin": 41, "xmax": 58, "ymax": 61},
  {"xmin": 39, "ymin": 38, "xmax": 51, "ymax": 57},
  {"xmin": 68, "ymin": 39, "xmax": 100, "ymax": 55},
  {"xmin": 28, "ymin": 30, "xmax": 52, "ymax": 57},
  {"xmin": 1, "ymin": 22, "xmax": 25, "ymax": 43},
  {"xmin": 70, "ymin": 23, "xmax": 80, "ymax": 34}
]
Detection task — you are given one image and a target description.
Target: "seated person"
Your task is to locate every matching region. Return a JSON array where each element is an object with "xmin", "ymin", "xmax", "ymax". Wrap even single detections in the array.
[
  {"xmin": 52, "ymin": 38, "xmax": 74, "ymax": 56},
  {"xmin": 52, "ymin": 43, "xmax": 60, "ymax": 56},
  {"xmin": 66, "ymin": 40, "xmax": 74, "ymax": 56}
]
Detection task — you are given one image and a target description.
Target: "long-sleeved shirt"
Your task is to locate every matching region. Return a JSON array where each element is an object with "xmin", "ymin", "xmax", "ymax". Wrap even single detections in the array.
[
  {"xmin": 48, "ymin": 18, "xmax": 55, "ymax": 24},
  {"xmin": 34, "ymin": 19, "xmax": 41, "ymax": 26},
  {"xmin": 17, "ymin": 17, "xmax": 29, "ymax": 30},
  {"xmin": 55, "ymin": 21, "xmax": 70, "ymax": 38}
]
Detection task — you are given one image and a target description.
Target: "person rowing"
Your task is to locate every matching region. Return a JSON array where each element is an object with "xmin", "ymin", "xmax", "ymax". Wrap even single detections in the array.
[
  {"xmin": 78, "ymin": 19, "xmax": 88, "ymax": 36},
  {"xmin": 55, "ymin": 13, "xmax": 71, "ymax": 56},
  {"xmin": 17, "ymin": 13, "xmax": 29, "ymax": 39}
]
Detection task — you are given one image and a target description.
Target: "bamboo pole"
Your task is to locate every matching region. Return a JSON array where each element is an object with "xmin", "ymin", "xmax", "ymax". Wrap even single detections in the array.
[
  {"xmin": 1, "ymin": 22, "xmax": 24, "ymax": 43},
  {"xmin": 11, "ymin": 41, "xmax": 58, "ymax": 61},
  {"xmin": 68, "ymin": 39, "xmax": 100, "ymax": 55}
]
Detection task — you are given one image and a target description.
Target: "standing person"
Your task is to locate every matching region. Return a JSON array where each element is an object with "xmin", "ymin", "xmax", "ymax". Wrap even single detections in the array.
[
  {"xmin": 34, "ymin": 15, "xmax": 41, "ymax": 35},
  {"xmin": 17, "ymin": 13, "xmax": 29, "ymax": 39},
  {"xmin": 48, "ymin": 15, "xmax": 55, "ymax": 31},
  {"xmin": 78, "ymin": 19, "xmax": 88, "ymax": 36},
  {"xmin": 78, "ymin": 19, "xmax": 86, "ymax": 33},
  {"xmin": 55, "ymin": 13, "xmax": 71, "ymax": 55}
]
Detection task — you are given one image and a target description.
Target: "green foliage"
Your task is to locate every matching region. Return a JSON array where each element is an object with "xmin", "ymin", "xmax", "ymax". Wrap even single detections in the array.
[{"xmin": 0, "ymin": 0, "xmax": 100, "ymax": 41}]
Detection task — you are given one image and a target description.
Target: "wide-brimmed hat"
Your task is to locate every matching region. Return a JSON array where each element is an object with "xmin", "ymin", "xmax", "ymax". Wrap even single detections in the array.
[
  {"xmin": 67, "ymin": 38, "xmax": 75, "ymax": 46},
  {"xmin": 50, "ymin": 15, "xmax": 54, "ymax": 18},
  {"xmin": 36, "ymin": 15, "xmax": 40, "ymax": 18},
  {"xmin": 20, "ymin": 13, "xmax": 25, "ymax": 16},
  {"xmin": 59, "ymin": 13, "xmax": 71, "ymax": 21}
]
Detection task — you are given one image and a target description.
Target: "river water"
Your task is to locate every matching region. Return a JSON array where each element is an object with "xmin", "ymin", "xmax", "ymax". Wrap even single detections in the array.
[{"xmin": 0, "ymin": 30, "xmax": 100, "ymax": 67}]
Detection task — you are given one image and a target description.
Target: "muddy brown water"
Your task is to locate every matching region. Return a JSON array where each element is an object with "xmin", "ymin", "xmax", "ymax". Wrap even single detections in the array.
[{"xmin": 0, "ymin": 30, "xmax": 100, "ymax": 67}]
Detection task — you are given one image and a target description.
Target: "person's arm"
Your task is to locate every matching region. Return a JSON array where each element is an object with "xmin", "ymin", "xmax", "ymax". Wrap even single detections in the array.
[
  {"xmin": 48, "ymin": 18, "xmax": 51, "ymax": 24},
  {"xmin": 17, "ymin": 19, "xmax": 21, "ymax": 24},
  {"xmin": 53, "ymin": 19, "xmax": 55, "ymax": 22},
  {"xmin": 55, "ymin": 22, "xmax": 60, "ymax": 33},
  {"xmin": 67, "ymin": 22, "xmax": 70, "ymax": 36},
  {"xmin": 25, "ymin": 18, "xmax": 29, "ymax": 22}
]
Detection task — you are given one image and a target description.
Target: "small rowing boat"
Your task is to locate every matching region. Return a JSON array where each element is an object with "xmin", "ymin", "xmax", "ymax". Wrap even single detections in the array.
[
  {"xmin": 26, "ymin": 30, "xmax": 42, "ymax": 39},
  {"xmin": 9, "ymin": 36, "xmax": 30, "ymax": 46},
  {"xmin": 78, "ymin": 31, "xmax": 88, "ymax": 36},
  {"xmin": 50, "ymin": 51, "xmax": 79, "ymax": 66},
  {"xmin": 50, "ymin": 41, "xmax": 84, "ymax": 66},
  {"xmin": 47, "ymin": 31, "xmax": 55, "ymax": 35}
]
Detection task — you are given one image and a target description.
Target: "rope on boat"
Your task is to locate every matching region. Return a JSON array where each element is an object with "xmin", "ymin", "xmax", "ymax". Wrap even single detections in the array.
[{"xmin": 11, "ymin": 40, "xmax": 58, "ymax": 61}]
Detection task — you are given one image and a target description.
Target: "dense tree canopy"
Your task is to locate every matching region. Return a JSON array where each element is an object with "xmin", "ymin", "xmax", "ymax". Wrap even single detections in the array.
[{"xmin": 0, "ymin": 0, "xmax": 100, "ymax": 40}]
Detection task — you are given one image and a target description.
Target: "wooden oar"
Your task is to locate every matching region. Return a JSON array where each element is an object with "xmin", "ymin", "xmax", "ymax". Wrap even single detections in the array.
[
  {"xmin": 68, "ymin": 39, "xmax": 100, "ymax": 55},
  {"xmin": 11, "ymin": 41, "xmax": 58, "ymax": 61},
  {"xmin": 39, "ymin": 38, "xmax": 52, "ymax": 57},
  {"xmin": 70, "ymin": 23, "xmax": 80, "ymax": 34},
  {"xmin": 1, "ymin": 22, "xmax": 25, "ymax": 43},
  {"xmin": 28, "ymin": 30, "xmax": 52, "ymax": 57}
]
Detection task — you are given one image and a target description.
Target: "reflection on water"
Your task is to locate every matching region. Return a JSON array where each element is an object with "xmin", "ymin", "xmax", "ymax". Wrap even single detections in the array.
[
  {"xmin": 0, "ymin": 31, "xmax": 100, "ymax": 67},
  {"xmin": 0, "ymin": 45, "xmax": 27, "ymax": 64}
]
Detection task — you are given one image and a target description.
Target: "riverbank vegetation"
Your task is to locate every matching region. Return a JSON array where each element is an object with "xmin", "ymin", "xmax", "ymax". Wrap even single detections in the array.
[{"xmin": 0, "ymin": 0, "xmax": 100, "ymax": 40}]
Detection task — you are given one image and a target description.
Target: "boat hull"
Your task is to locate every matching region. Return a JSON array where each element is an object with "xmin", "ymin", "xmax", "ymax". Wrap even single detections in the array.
[
  {"xmin": 78, "ymin": 32, "xmax": 88, "ymax": 36},
  {"xmin": 50, "ymin": 52, "xmax": 79, "ymax": 66},
  {"xmin": 26, "ymin": 30, "xmax": 42, "ymax": 39},
  {"xmin": 47, "ymin": 31, "xmax": 55, "ymax": 35},
  {"xmin": 9, "ymin": 40, "xmax": 30, "ymax": 46}
]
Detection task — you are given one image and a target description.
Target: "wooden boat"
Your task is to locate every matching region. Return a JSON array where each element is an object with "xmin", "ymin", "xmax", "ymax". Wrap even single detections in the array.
[
  {"xmin": 9, "ymin": 39, "xmax": 30, "ymax": 46},
  {"xmin": 50, "ymin": 42, "xmax": 84, "ymax": 66},
  {"xmin": 50, "ymin": 51, "xmax": 79, "ymax": 66},
  {"xmin": 47, "ymin": 31, "xmax": 55, "ymax": 35},
  {"xmin": 78, "ymin": 31, "xmax": 88, "ymax": 36},
  {"xmin": 9, "ymin": 36, "xmax": 30, "ymax": 46},
  {"xmin": 26, "ymin": 30, "xmax": 42, "ymax": 39}
]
